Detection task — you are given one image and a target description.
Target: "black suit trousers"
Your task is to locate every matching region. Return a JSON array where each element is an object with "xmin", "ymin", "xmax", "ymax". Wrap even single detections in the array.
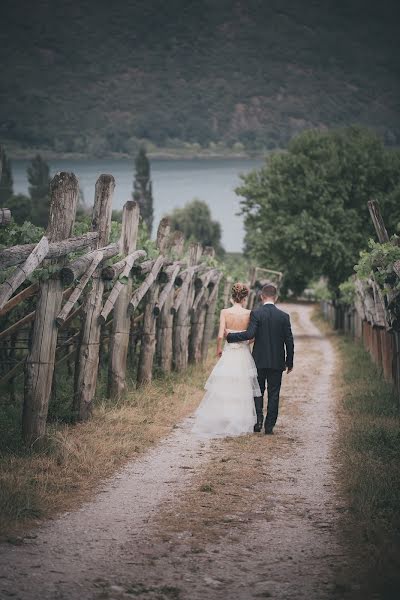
[{"xmin": 256, "ymin": 368, "xmax": 283, "ymax": 429}]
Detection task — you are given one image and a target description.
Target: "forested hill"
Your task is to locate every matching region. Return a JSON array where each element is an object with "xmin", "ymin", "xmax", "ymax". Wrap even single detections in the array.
[{"xmin": 0, "ymin": 0, "xmax": 399, "ymax": 156}]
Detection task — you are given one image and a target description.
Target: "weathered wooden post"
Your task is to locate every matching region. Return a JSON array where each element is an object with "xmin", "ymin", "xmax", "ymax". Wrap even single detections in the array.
[
  {"xmin": 189, "ymin": 269, "xmax": 217, "ymax": 364},
  {"xmin": 172, "ymin": 242, "xmax": 203, "ymax": 371},
  {"xmin": 108, "ymin": 201, "xmax": 140, "ymax": 398},
  {"xmin": 247, "ymin": 289, "xmax": 257, "ymax": 310},
  {"xmin": 0, "ymin": 208, "xmax": 11, "ymax": 226},
  {"xmin": 201, "ymin": 271, "xmax": 222, "ymax": 363},
  {"xmin": 249, "ymin": 266, "xmax": 257, "ymax": 287},
  {"xmin": 155, "ymin": 231, "xmax": 185, "ymax": 372},
  {"xmin": 189, "ymin": 312, "xmax": 207, "ymax": 365},
  {"xmin": 22, "ymin": 172, "xmax": 79, "ymax": 445},
  {"xmin": 73, "ymin": 174, "xmax": 115, "ymax": 420},
  {"xmin": 222, "ymin": 276, "xmax": 233, "ymax": 308},
  {"xmin": 137, "ymin": 217, "xmax": 171, "ymax": 386}
]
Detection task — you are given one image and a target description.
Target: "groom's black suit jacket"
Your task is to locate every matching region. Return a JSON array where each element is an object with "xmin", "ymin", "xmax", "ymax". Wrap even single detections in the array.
[{"xmin": 227, "ymin": 304, "xmax": 294, "ymax": 371}]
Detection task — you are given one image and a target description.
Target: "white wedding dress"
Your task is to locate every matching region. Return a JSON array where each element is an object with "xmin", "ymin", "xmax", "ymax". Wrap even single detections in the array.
[{"xmin": 192, "ymin": 330, "xmax": 260, "ymax": 438}]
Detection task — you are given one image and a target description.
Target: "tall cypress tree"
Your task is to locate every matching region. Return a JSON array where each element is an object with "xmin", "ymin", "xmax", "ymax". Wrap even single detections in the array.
[
  {"xmin": 0, "ymin": 148, "xmax": 14, "ymax": 204},
  {"xmin": 133, "ymin": 146, "xmax": 154, "ymax": 235},
  {"xmin": 28, "ymin": 154, "xmax": 51, "ymax": 227}
]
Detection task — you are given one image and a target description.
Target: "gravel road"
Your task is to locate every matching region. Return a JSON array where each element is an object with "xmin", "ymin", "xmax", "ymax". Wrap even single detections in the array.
[{"xmin": 0, "ymin": 304, "xmax": 360, "ymax": 600}]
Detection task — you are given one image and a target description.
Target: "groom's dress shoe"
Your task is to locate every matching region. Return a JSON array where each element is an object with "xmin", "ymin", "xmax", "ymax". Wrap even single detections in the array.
[
  {"xmin": 253, "ymin": 420, "xmax": 263, "ymax": 433},
  {"xmin": 265, "ymin": 427, "xmax": 274, "ymax": 435}
]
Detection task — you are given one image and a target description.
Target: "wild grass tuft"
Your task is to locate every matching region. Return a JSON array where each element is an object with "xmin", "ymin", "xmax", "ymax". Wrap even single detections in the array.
[{"xmin": 199, "ymin": 483, "xmax": 214, "ymax": 493}]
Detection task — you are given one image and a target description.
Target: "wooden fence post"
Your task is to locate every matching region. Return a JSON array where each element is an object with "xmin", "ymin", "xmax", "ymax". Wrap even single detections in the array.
[
  {"xmin": 156, "ymin": 231, "xmax": 185, "ymax": 373},
  {"xmin": 172, "ymin": 242, "xmax": 202, "ymax": 371},
  {"xmin": 222, "ymin": 276, "xmax": 233, "ymax": 308},
  {"xmin": 189, "ymin": 269, "xmax": 218, "ymax": 364},
  {"xmin": 108, "ymin": 201, "xmax": 140, "ymax": 398},
  {"xmin": 137, "ymin": 217, "xmax": 171, "ymax": 386},
  {"xmin": 73, "ymin": 174, "xmax": 115, "ymax": 420},
  {"xmin": 22, "ymin": 172, "xmax": 79, "ymax": 445},
  {"xmin": 201, "ymin": 272, "xmax": 222, "ymax": 363},
  {"xmin": 247, "ymin": 289, "xmax": 256, "ymax": 310},
  {"xmin": 0, "ymin": 208, "xmax": 11, "ymax": 226}
]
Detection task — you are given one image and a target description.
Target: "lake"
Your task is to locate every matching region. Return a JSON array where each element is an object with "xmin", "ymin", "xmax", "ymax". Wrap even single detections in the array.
[{"xmin": 11, "ymin": 158, "xmax": 264, "ymax": 252}]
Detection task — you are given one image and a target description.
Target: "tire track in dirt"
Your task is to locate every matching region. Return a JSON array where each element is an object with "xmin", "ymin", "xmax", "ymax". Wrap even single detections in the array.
[{"xmin": 0, "ymin": 304, "xmax": 356, "ymax": 600}]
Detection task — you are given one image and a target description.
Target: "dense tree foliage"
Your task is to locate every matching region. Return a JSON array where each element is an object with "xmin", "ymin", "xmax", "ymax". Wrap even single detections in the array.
[
  {"xmin": 7, "ymin": 194, "xmax": 32, "ymax": 224},
  {"xmin": 0, "ymin": 153, "xmax": 54, "ymax": 227},
  {"xmin": 0, "ymin": 1, "xmax": 399, "ymax": 155},
  {"xmin": 0, "ymin": 220, "xmax": 43, "ymax": 255},
  {"xmin": 133, "ymin": 147, "xmax": 154, "ymax": 235},
  {"xmin": 28, "ymin": 154, "xmax": 51, "ymax": 227},
  {"xmin": 169, "ymin": 200, "xmax": 224, "ymax": 256},
  {"xmin": 238, "ymin": 127, "xmax": 400, "ymax": 295},
  {"xmin": 0, "ymin": 149, "xmax": 13, "ymax": 203}
]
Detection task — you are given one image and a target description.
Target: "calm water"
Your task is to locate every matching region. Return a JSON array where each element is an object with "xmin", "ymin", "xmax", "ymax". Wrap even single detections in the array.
[{"xmin": 12, "ymin": 158, "xmax": 264, "ymax": 252}]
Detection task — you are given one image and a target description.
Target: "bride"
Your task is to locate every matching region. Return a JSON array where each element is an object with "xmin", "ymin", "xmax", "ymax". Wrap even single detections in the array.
[{"xmin": 192, "ymin": 282, "xmax": 260, "ymax": 437}]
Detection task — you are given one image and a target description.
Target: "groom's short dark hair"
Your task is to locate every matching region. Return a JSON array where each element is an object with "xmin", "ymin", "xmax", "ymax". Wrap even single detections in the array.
[{"xmin": 261, "ymin": 283, "xmax": 277, "ymax": 298}]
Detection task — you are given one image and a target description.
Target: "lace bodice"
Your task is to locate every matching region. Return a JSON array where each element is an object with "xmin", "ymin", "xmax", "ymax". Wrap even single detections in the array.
[{"xmin": 219, "ymin": 307, "xmax": 250, "ymax": 336}]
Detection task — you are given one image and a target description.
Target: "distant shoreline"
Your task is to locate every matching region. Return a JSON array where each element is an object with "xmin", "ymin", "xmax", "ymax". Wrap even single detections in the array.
[{"xmin": 6, "ymin": 146, "xmax": 269, "ymax": 162}]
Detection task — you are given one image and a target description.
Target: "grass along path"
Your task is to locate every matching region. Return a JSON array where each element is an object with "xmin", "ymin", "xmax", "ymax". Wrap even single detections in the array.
[
  {"xmin": 0, "ymin": 356, "xmax": 213, "ymax": 537},
  {"xmin": 316, "ymin": 312, "xmax": 400, "ymax": 599}
]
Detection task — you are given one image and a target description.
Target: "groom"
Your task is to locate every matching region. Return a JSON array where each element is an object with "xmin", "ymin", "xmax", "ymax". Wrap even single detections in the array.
[{"xmin": 226, "ymin": 284, "xmax": 294, "ymax": 434}]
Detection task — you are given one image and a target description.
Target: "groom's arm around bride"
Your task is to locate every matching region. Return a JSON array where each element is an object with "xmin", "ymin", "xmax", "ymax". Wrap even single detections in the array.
[{"xmin": 226, "ymin": 285, "xmax": 294, "ymax": 374}]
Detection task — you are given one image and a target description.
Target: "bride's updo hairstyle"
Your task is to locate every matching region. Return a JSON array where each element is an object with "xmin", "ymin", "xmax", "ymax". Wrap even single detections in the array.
[{"xmin": 231, "ymin": 282, "xmax": 249, "ymax": 304}]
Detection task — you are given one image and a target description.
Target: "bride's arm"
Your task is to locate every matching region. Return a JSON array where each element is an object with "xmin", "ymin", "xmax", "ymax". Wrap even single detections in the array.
[{"xmin": 216, "ymin": 310, "xmax": 226, "ymax": 357}]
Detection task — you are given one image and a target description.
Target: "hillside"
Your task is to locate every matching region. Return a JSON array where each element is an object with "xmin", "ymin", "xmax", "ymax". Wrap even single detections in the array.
[{"xmin": 0, "ymin": 0, "xmax": 399, "ymax": 156}]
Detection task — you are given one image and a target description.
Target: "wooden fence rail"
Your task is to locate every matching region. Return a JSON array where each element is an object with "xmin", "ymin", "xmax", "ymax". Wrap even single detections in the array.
[{"xmin": 0, "ymin": 171, "xmax": 224, "ymax": 445}]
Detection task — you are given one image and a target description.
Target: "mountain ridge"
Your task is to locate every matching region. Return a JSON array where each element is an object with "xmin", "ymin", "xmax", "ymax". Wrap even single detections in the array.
[{"xmin": 0, "ymin": 0, "xmax": 399, "ymax": 156}]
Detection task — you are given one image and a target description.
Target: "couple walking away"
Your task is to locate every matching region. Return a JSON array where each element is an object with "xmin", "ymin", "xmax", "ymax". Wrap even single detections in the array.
[{"xmin": 192, "ymin": 282, "xmax": 294, "ymax": 437}]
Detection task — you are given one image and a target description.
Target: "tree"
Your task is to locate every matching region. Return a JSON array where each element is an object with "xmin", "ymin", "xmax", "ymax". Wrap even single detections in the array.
[
  {"xmin": 133, "ymin": 146, "xmax": 153, "ymax": 235},
  {"xmin": 28, "ymin": 154, "xmax": 51, "ymax": 227},
  {"xmin": 0, "ymin": 148, "xmax": 14, "ymax": 204},
  {"xmin": 169, "ymin": 199, "xmax": 224, "ymax": 256},
  {"xmin": 7, "ymin": 194, "xmax": 32, "ymax": 224},
  {"xmin": 238, "ymin": 127, "xmax": 400, "ymax": 295}
]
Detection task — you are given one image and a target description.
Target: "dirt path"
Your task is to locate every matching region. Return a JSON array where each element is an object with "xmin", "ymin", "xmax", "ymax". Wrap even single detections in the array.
[{"xmin": 0, "ymin": 304, "xmax": 357, "ymax": 600}]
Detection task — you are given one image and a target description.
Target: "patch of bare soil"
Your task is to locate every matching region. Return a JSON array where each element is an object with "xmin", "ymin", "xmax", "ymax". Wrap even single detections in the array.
[{"xmin": 0, "ymin": 304, "xmax": 361, "ymax": 600}]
